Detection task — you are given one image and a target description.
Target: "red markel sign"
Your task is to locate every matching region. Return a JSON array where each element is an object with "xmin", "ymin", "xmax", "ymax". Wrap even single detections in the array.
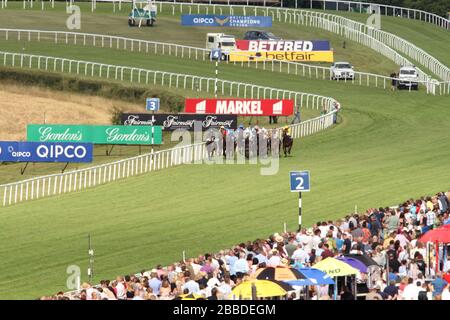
[{"xmin": 184, "ymin": 99, "xmax": 294, "ymax": 116}]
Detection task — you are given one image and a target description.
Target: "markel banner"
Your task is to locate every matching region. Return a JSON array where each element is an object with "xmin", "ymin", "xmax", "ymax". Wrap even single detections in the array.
[
  {"xmin": 236, "ymin": 40, "xmax": 331, "ymax": 52},
  {"xmin": 27, "ymin": 125, "xmax": 163, "ymax": 145},
  {"xmin": 121, "ymin": 113, "xmax": 237, "ymax": 131},
  {"xmin": 184, "ymin": 99, "xmax": 294, "ymax": 116},
  {"xmin": 229, "ymin": 50, "xmax": 334, "ymax": 62},
  {"xmin": 0, "ymin": 141, "xmax": 93, "ymax": 163}
]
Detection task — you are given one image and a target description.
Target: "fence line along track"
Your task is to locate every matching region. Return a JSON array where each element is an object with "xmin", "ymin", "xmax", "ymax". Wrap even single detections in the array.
[
  {"xmin": 146, "ymin": 1, "xmax": 449, "ymax": 82},
  {"xmin": 1, "ymin": 1, "xmax": 448, "ymax": 80},
  {"xmin": 3, "ymin": 0, "xmax": 450, "ymax": 31},
  {"xmin": 1, "ymin": 28, "xmax": 448, "ymax": 95},
  {"xmin": 0, "ymin": 50, "xmax": 339, "ymax": 208}
]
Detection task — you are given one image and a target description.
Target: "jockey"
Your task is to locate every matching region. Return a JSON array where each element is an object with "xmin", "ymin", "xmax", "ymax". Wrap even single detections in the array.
[
  {"xmin": 282, "ymin": 125, "xmax": 291, "ymax": 137},
  {"xmin": 219, "ymin": 125, "xmax": 227, "ymax": 138}
]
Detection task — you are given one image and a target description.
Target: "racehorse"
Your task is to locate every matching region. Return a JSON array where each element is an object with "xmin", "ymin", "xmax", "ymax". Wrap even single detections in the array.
[
  {"xmin": 282, "ymin": 131, "xmax": 293, "ymax": 157},
  {"xmin": 205, "ymin": 136, "xmax": 217, "ymax": 160}
]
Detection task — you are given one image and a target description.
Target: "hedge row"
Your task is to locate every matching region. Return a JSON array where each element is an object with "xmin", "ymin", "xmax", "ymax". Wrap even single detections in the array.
[{"xmin": 0, "ymin": 68, "xmax": 185, "ymax": 115}]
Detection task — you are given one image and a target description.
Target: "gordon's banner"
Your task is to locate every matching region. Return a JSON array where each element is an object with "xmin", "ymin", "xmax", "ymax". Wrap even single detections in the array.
[
  {"xmin": 0, "ymin": 141, "xmax": 93, "ymax": 163},
  {"xmin": 121, "ymin": 114, "xmax": 237, "ymax": 131},
  {"xmin": 27, "ymin": 125, "xmax": 163, "ymax": 145},
  {"xmin": 184, "ymin": 99, "xmax": 294, "ymax": 116},
  {"xmin": 236, "ymin": 40, "xmax": 331, "ymax": 52},
  {"xmin": 181, "ymin": 15, "xmax": 272, "ymax": 27},
  {"xmin": 229, "ymin": 50, "xmax": 334, "ymax": 63}
]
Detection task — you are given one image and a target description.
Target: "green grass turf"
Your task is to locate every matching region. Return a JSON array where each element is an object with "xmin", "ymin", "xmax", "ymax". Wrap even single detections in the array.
[
  {"xmin": 0, "ymin": 89, "xmax": 449, "ymax": 299},
  {"xmin": 0, "ymin": 2, "xmax": 449, "ymax": 299},
  {"xmin": 317, "ymin": 10, "xmax": 450, "ymax": 68},
  {"xmin": 0, "ymin": 2, "xmax": 401, "ymax": 74}
]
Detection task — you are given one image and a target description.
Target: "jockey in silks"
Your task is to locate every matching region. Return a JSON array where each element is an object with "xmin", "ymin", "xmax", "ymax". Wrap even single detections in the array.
[{"xmin": 282, "ymin": 125, "xmax": 291, "ymax": 138}]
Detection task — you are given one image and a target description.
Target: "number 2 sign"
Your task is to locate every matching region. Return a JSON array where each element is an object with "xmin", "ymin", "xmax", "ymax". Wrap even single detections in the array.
[{"xmin": 289, "ymin": 171, "xmax": 310, "ymax": 192}]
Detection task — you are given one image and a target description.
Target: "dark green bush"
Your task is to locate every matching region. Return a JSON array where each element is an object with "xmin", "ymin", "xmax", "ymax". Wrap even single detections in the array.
[{"xmin": 0, "ymin": 68, "xmax": 185, "ymax": 115}]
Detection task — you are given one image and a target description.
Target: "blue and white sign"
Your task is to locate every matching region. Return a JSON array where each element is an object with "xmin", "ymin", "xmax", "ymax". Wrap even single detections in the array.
[
  {"xmin": 181, "ymin": 15, "xmax": 273, "ymax": 27},
  {"xmin": 290, "ymin": 171, "xmax": 310, "ymax": 192},
  {"xmin": 210, "ymin": 48, "xmax": 222, "ymax": 61},
  {"xmin": 146, "ymin": 98, "xmax": 160, "ymax": 111},
  {"xmin": 0, "ymin": 141, "xmax": 93, "ymax": 163}
]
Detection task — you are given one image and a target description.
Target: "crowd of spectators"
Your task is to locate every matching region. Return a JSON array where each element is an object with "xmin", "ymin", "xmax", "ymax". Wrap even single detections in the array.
[{"xmin": 40, "ymin": 190, "xmax": 450, "ymax": 300}]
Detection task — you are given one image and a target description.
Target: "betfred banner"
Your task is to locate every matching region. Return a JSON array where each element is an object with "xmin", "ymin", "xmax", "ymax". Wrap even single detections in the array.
[
  {"xmin": 181, "ymin": 15, "xmax": 272, "ymax": 27},
  {"xmin": 229, "ymin": 50, "xmax": 334, "ymax": 63},
  {"xmin": 184, "ymin": 99, "xmax": 294, "ymax": 116},
  {"xmin": 27, "ymin": 125, "xmax": 163, "ymax": 145},
  {"xmin": 121, "ymin": 113, "xmax": 237, "ymax": 131},
  {"xmin": 0, "ymin": 141, "xmax": 93, "ymax": 163},
  {"xmin": 236, "ymin": 40, "xmax": 330, "ymax": 52}
]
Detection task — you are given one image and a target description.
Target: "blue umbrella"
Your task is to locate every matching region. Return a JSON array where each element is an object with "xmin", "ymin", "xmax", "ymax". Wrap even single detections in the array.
[
  {"xmin": 337, "ymin": 256, "xmax": 368, "ymax": 273},
  {"xmin": 285, "ymin": 268, "xmax": 335, "ymax": 286}
]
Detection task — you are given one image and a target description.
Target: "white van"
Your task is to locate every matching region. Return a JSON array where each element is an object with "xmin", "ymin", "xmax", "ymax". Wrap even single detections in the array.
[{"xmin": 206, "ymin": 33, "xmax": 236, "ymax": 61}]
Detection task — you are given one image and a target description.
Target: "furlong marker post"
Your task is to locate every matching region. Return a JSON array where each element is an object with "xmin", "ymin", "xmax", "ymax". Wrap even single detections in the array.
[
  {"xmin": 88, "ymin": 234, "xmax": 94, "ymax": 283},
  {"xmin": 290, "ymin": 171, "xmax": 310, "ymax": 231},
  {"xmin": 298, "ymin": 191, "xmax": 302, "ymax": 230},
  {"xmin": 215, "ymin": 59, "xmax": 218, "ymax": 98}
]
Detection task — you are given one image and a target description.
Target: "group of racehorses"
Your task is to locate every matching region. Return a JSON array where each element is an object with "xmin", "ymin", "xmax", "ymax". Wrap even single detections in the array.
[{"xmin": 205, "ymin": 127, "xmax": 293, "ymax": 160}]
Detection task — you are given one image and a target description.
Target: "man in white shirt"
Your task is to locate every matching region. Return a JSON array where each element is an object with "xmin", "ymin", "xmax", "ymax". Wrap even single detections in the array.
[
  {"xmin": 291, "ymin": 244, "xmax": 309, "ymax": 265},
  {"xmin": 182, "ymin": 273, "xmax": 200, "ymax": 294},
  {"xmin": 115, "ymin": 277, "xmax": 127, "ymax": 300},
  {"xmin": 426, "ymin": 209, "xmax": 436, "ymax": 228},
  {"xmin": 296, "ymin": 229, "xmax": 312, "ymax": 251},
  {"xmin": 441, "ymin": 285, "xmax": 450, "ymax": 300},
  {"xmin": 234, "ymin": 252, "xmax": 249, "ymax": 274},
  {"xmin": 402, "ymin": 278, "xmax": 419, "ymax": 300},
  {"xmin": 267, "ymin": 250, "xmax": 281, "ymax": 267}
]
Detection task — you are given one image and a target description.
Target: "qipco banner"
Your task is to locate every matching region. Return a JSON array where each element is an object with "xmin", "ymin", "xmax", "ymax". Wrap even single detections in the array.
[
  {"xmin": 0, "ymin": 141, "xmax": 93, "ymax": 163},
  {"xmin": 121, "ymin": 114, "xmax": 237, "ymax": 131},
  {"xmin": 185, "ymin": 99, "xmax": 294, "ymax": 116},
  {"xmin": 181, "ymin": 15, "xmax": 272, "ymax": 27},
  {"xmin": 236, "ymin": 40, "xmax": 331, "ymax": 52},
  {"xmin": 27, "ymin": 125, "xmax": 163, "ymax": 145}
]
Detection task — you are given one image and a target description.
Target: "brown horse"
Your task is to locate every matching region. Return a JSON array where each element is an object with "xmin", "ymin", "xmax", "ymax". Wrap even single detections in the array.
[{"xmin": 282, "ymin": 131, "xmax": 293, "ymax": 157}]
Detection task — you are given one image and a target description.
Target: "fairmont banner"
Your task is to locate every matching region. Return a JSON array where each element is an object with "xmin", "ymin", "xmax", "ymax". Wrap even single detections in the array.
[
  {"xmin": 0, "ymin": 141, "xmax": 93, "ymax": 163},
  {"xmin": 121, "ymin": 113, "xmax": 237, "ymax": 131},
  {"xmin": 184, "ymin": 99, "xmax": 294, "ymax": 116},
  {"xmin": 26, "ymin": 125, "xmax": 163, "ymax": 145}
]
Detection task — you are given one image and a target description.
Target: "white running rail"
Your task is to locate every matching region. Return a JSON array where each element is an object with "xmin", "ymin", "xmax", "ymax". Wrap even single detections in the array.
[
  {"xmin": 149, "ymin": 2, "xmax": 450, "ymax": 81},
  {"xmin": 301, "ymin": 0, "xmax": 449, "ymax": 30},
  {"xmin": 1, "ymin": 28, "xmax": 448, "ymax": 94},
  {"xmin": 0, "ymin": 50, "xmax": 339, "ymax": 207},
  {"xmin": 2, "ymin": 1, "xmax": 448, "ymax": 81}
]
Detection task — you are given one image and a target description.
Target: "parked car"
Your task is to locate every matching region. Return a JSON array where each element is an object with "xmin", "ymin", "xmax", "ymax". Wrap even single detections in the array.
[
  {"xmin": 243, "ymin": 30, "xmax": 281, "ymax": 40},
  {"xmin": 397, "ymin": 65, "xmax": 419, "ymax": 90},
  {"xmin": 330, "ymin": 62, "xmax": 355, "ymax": 80}
]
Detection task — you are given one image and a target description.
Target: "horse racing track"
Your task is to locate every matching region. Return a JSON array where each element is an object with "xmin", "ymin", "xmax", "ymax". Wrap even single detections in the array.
[{"xmin": 0, "ymin": 0, "xmax": 449, "ymax": 301}]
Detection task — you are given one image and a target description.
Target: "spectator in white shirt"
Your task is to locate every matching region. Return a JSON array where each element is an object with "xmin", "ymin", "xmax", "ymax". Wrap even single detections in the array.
[
  {"xmin": 114, "ymin": 277, "xmax": 127, "ymax": 300},
  {"xmin": 291, "ymin": 244, "xmax": 309, "ymax": 264},
  {"xmin": 402, "ymin": 278, "xmax": 419, "ymax": 300}
]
